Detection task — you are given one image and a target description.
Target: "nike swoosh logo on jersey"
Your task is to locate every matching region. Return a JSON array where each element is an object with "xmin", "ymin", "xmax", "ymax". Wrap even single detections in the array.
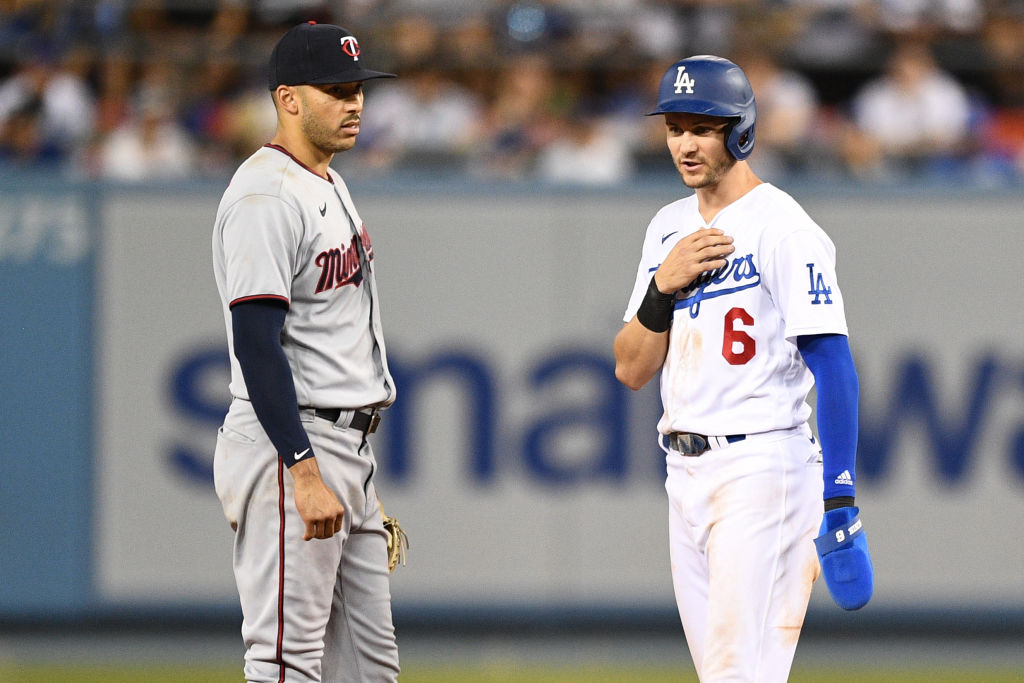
[
  {"xmin": 294, "ymin": 448, "xmax": 310, "ymax": 461},
  {"xmin": 661, "ymin": 231, "xmax": 678, "ymax": 243},
  {"xmin": 319, "ymin": 203, "xmax": 327, "ymax": 217}
]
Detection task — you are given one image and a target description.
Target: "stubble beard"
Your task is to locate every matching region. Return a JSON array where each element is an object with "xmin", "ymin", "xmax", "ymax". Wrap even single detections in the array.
[
  {"xmin": 680, "ymin": 152, "xmax": 736, "ymax": 189},
  {"xmin": 301, "ymin": 108, "xmax": 355, "ymax": 155}
]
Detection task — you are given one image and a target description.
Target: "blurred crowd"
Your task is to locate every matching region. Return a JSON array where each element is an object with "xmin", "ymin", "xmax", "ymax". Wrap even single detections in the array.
[{"xmin": 1, "ymin": 0, "xmax": 1023, "ymax": 186}]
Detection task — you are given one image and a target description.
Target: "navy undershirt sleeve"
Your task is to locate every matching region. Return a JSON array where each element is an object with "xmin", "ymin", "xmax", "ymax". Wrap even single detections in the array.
[
  {"xmin": 231, "ymin": 299, "xmax": 312, "ymax": 469},
  {"xmin": 797, "ymin": 333, "xmax": 859, "ymax": 502}
]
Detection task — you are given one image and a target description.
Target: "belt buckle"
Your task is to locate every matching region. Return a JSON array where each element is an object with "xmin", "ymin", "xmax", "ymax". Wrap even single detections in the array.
[
  {"xmin": 673, "ymin": 432, "xmax": 710, "ymax": 456},
  {"xmin": 367, "ymin": 410, "xmax": 381, "ymax": 434}
]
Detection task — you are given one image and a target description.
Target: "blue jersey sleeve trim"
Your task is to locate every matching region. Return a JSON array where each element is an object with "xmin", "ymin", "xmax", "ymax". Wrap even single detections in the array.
[{"xmin": 797, "ymin": 333, "xmax": 859, "ymax": 500}]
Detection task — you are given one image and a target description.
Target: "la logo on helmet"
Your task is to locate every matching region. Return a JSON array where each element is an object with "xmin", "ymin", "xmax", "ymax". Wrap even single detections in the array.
[
  {"xmin": 340, "ymin": 36, "xmax": 360, "ymax": 61},
  {"xmin": 674, "ymin": 66, "xmax": 695, "ymax": 94}
]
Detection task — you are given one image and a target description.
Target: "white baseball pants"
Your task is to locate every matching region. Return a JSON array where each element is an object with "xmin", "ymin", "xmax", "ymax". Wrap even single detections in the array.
[{"xmin": 665, "ymin": 425, "xmax": 823, "ymax": 683}]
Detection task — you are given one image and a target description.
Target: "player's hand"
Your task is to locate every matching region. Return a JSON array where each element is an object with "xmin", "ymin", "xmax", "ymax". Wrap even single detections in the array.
[
  {"xmin": 289, "ymin": 457, "xmax": 345, "ymax": 541},
  {"xmin": 654, "ymin": 227, "xmax": 734, "ymax": 294},
  {"xmin": 814, "ymin": 505, "xmax": 874, "ymax": 610}
]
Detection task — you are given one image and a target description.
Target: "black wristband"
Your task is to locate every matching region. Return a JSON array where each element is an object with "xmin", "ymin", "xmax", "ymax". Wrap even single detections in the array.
[
  {"xmin": 824, "ymin": 496, "xmax": 855, "ymax": 511},
  {"xmin": 636, "ymin": 275, "xmax": 675, "ymax": 333}
]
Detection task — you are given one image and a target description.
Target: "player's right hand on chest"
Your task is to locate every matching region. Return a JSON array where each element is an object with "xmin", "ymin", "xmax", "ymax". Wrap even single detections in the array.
[
  {"xmin": 290, "ymin": 458, "xmax": 346, "ymax": 540},
  {"xmin": 656, "ymin": 227, "xmax": 735, "ymax": 292}
]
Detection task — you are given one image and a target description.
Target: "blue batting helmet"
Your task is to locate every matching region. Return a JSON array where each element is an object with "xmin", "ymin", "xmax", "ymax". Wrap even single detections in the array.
[{"xmin": 647, "ymin": 55, "xmax": 756, "ymax": 160}]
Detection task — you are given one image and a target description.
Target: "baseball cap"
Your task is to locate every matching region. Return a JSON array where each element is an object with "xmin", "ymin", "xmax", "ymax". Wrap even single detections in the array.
[{"xmin": 268, "ymin": 21, "xmax": 396, "ymax": 90}]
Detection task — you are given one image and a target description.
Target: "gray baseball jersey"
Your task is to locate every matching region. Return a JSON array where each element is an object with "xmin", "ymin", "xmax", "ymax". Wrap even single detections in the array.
[{"xmin": 213, "ymin": 143, "xmax": 395, "ymax": 409}]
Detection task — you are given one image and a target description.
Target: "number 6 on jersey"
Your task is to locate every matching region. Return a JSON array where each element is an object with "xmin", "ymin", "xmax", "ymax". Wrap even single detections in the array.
[{"xmin": 722, "ymin": 307, "xmax": 755, "ymax": 365}]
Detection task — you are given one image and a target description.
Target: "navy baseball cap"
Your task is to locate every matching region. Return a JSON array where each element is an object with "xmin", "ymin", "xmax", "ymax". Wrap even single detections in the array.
[{"xmin": 268, "ymin": 21, "xmax": 396, "ymax": 90}]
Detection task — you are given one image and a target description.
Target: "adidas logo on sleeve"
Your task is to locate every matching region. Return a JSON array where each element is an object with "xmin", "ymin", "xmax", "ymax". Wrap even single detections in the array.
[{"xmin": 834, "ymin": 470, "xmax": 853, "ymax": 486}]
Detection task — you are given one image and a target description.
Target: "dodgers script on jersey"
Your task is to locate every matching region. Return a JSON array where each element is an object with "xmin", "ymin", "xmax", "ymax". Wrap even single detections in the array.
[
  {"xmin": 213, "ymin": 144, "xmax": 394, "ymax": 409},
  {"xmin": 624, "ymin": 183, "xmax": 847, "ymax": 438}
]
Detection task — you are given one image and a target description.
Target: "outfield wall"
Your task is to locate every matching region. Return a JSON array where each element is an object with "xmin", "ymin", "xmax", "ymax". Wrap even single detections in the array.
[{"xmin": 1, "ymin": 177, "xmax": 1022, "ymax": 629}]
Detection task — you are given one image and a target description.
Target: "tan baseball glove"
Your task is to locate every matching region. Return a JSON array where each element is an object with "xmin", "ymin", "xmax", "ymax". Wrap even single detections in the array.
[{"xmin": 379, "ymin": 501, "xmax": 409, "ymax": 573}]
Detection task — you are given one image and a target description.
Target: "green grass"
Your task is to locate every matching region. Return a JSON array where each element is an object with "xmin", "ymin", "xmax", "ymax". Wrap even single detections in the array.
[{"xmin": 0, "ymin": 663, "xmax": 1021, "ymax": 682}]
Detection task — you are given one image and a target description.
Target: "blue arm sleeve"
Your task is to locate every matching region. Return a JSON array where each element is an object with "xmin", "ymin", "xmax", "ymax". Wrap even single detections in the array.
[
  {"xmin": 797, "ymin": 333, "xmax": 858, "ymax": 501},
  {"xmin": 231, "ymin": 299, "xmax": 312, "ymax": 469}
]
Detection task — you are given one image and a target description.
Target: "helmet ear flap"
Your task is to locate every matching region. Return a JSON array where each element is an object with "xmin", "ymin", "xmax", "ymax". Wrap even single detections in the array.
[{"xmin": 729, "ymin": 122, "xmax": 755, "ymax": 160}]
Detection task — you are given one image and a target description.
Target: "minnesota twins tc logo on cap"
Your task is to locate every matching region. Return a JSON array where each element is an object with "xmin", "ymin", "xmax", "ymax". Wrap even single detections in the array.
[{"xmin": 340, "ymin": 36, "xmax": 360, "ymax": 61}]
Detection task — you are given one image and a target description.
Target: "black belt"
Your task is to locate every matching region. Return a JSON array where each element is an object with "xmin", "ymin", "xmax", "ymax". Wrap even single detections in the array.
[
  {"xmin": 667, "ymin": 431, "xmax": 745, "ymax": 456},
  {"xmin": 309, "ymin": 408, "xmax": 381, "ymax": 434}
]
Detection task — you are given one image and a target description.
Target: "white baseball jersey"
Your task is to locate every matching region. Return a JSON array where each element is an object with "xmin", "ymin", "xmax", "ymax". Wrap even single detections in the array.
[
  {"xmin": 624, "ymin": 182, "xmax": 847, "ymax": 437},
  {"xmin": 213, "ymin": 144, "xmax": 394, "ymax": 409}
]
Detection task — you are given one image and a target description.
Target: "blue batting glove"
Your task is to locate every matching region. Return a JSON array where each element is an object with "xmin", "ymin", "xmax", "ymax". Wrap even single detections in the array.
[{"xmin": 814, "ymin": 506, "xmax": 874, "ymax": 610}]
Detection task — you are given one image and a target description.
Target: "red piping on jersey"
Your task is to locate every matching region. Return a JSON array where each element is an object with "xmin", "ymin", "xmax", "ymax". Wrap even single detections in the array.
[
  {"xmin": 229, "ymin": 294, "xmax": 289, "ymax": 309},
  {"xmin": 276, "ymin": 457, "xmax": 286, "ymax": 682},
  {"xmin": 264, "ymin": 143, "xmax": 335, "ymax": 183}
]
